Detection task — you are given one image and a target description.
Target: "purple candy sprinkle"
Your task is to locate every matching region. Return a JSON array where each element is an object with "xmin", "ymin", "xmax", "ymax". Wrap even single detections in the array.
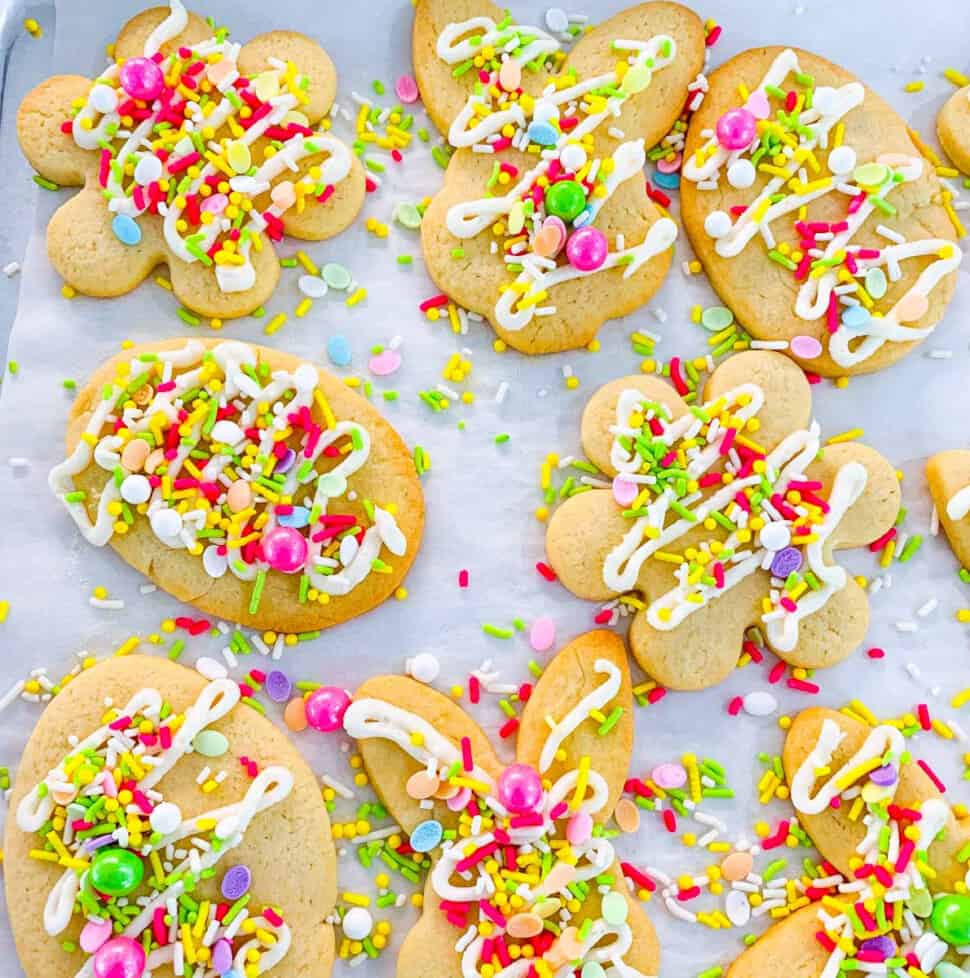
[
  {"xmin": 211, "ymin": 938, "xmax": 233, "ymax": 973},
  {"xmin": 860, "ymin": 935, "xmax": 896, "ymax": 958},
  {"xmin": 265, "ymin": 670, "xmax": 292, "ymax": 703},
  {"xmin": 869, "ymin": 763, "xmax": 897, "ymax": 786},
  {"xmin": 770, "ymin": 546, "xmax": 803, "ymax": 578},
  {"xmin": 275, "ymin": 448, "xmax": 297, "ymax": 474},
  {"xmin": 221, "ymin": 864, "xmax": 251, "ymax": 900}
]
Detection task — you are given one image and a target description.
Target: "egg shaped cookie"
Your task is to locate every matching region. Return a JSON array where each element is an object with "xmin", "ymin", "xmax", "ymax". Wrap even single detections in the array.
[{"xmin": 3, "ymin": 654, "xmax": 337, "ymax": 978}]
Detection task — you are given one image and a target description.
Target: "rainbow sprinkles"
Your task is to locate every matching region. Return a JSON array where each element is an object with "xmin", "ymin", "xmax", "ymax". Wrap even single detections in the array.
[
  {"xmin": 67, "ymin": 0, "xmax": 353, "ymax": 294},
  {"xmin": 436, "ymin": 14, "xmax": 679, "ymax": 334},
  {"xmin": 49, "ymin": 340, "xmax": 409, "ymax": 619},
  {"xmin": 16, "ymin": 677, "xmax": 294, "ymax": 978},
  {"xmin": 604, "ymin": 381, "xmax": 866, "ymax": 650},
  {"xmin": 344, "ymin": 658, "xmax": 653, "ymax": 978},
  {"xmin": 683, "ymin": 48, "xmax": 962, "ymax": 369}
]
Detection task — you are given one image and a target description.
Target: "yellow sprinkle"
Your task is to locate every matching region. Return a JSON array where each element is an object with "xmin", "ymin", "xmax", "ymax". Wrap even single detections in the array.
[
  {"xmin": 314, "ymin": 389, "xmax": 337, "ymax": 430},
  {"xmin": 346, "ymin": 288, "xmax": 367, "ymax": 307},
  {"xmin": 937, "ymin": 166, "xmax": 960, "ymax": 178},
  {"xmin": 952, "ymin": 688, "xmax": 970, "ymax": 708},
  {"xmin": 0, "ymin": 600, "xmax": 9, "ymax": 623},
  {"xmin": 654, "ymin": 552, "xmax": 685, "ymax": 564},
  {"xmin": 114, "ymin": 636, "xmax": 140, "ymax": 657},
  {"xmin": 295, "ymin": 298, "xmax": 312, "ymax": 318},
  {"xmin": 571, "ymin": 756, "xmax": 591, "ymax": 810},
  {"xmin": 342, "ymin": 892, "xmax": 371, "ymax": 907},
  {"xmin": 826, "ymin": 428, "xmax": 864, "ymax": 445},
  {"xmin": 264, "ymin": 313, "xmax": 287, "ymax": 336},
  {"xmin": 296, "ymin": 250, "xmax": 319, "ymax": 275},
  {"xmin": 835, "ymin": 756, "xmax": 881, "ymax": 790},
  {"xmin": 904, "ymin": 81, "xmax": 925, "ymax": 93},
  {"xmin": 155, "ymin": 276, "xmax": 173, "ymax": 291},
  {"xmin": 181, "ymin": 924, "xmax": 197, "ymax": 965},
  {"xmin": 944, "ymin": 68, "xmax": 970, "ymax": 88},
  {"xmin": 908, "ymin": 127, "xmax": 942, "ymax": 166},
  {"xmin": 932, "ymin": 718, "xmax": 954, "ymax": 740},
  {"xmin": 848, "ymin": 699, "xmax": 878, "ymax": 726},
  {"xmin": 881, "ymin": 539, "xmax": 896, "ymax": 568},
  {"xmin": 29, "ymin": 849, "xmax": 59, "ymax": 863}
]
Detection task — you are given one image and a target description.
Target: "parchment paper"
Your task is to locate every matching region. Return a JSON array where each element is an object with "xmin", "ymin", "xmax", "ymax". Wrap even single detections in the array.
[{"xmin": 0, "ymin": 1, "xmax": 969, "ymax": 975}]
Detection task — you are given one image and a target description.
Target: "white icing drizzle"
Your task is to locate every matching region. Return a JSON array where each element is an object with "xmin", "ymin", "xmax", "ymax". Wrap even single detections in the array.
[
  {"xmin": 48, "ymin": 340, "xmax": 407, "ymax": 596},
  {"xmin": 69, "ymin": 0, "xmax": 352, "ymax": 293},
  {"xmin": 947, "ymin": 485, "xmax": 970, "ymax": 521},
  {"xmin": 538, "ymin": 658, "xmax": 621, "ymax": 773},
  {"xmin": 603, "ymin": 383, "xmax": 865, "ymax": 649},
  {"xmin": 682, "ymin": 47, "xmax": 962, "ymax": 368}
]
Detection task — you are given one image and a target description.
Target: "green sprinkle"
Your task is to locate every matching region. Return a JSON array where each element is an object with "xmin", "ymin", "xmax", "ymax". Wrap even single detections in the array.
[
  {"xmin": 33, "ymin": 174, "xmax": 59, "ymax": 191},
  {"xmin": 167, "ymin": 639, "xmax": 185, "ymax": 661},
  {"xmin": 396, "ymin": 255, "xmax": 413, "ymax": 264},
  {"xmin": 7, "ymin": 360, "xmax": 19, "ymax": 375},
  {"xmin": 482, "ymin": 623, "xmax": 513, "ymax": 639},
  {"xmin": 241, "ymin": 696, "xmax": 265, "ymax": 715},
  {"xmin": 372, "ymin": 79, "xmax": 385, "ymax": 95},
  {"xmin": 177, "ymin": 308, "xmax": 201, "ymax": 327},
  {"xmin": 248, "ymin": 570, "xmax": 267, "ymax": 614},
  {"xmin": 898, "ymin": 535, "xmax": 922, "ymax": 562},
  {"xmin": 495, "ymin": 433, "xmax": 511, "ymax": 444},
  {"xmin": 768, "ymin": 249, "xmax": 798, "ymax": 271},
  {"xmin": 432, "ymin": 146, "xmax": 451, "ymax": 169},
  {"xmin": 598, "ymin": 706, "xmax": 623, "ymax": 735},
  {"xmin": 762, "ymin": 858, "xmax": 787, "ymax": 881},
  {"xmin": 280, "ymin": 257, "xmax": 298, "ymax": 268},
  {"xmin": 62, "ymin": 378, "xmax": 77, "ymax": 390},
  {"xmin": 697, "ymin": 969, "xmax": 724, "ymax": 978},
  {"xmin": 64, "ymin": 490, "xmax": 87, "ymax": 503}
]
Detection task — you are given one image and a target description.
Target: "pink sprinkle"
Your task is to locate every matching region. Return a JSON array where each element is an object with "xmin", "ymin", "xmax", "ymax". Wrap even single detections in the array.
[
  {"xmin": 478, "ymin": 901, "xmax": 506, "ymax": 928},
  {"xmin": 787, "ymin": 678, "xmax": 820, "ymax": 694},
  {"xmin": 847, "ymin": 192, "xmax": 865, "ymax": 215},
  {"xmin": 263, "ymin": 908, "xmax": 283, "ymax": 927},
  {"xmin": 728, "ymin": 696, "xmax": 743, "ymax": 715},
  {"xmin": 868, "ymin": 527, "xmax": 897, "ymax": 552},
  {"xmin": 917, "ymin": 759, "xmax": 946, "ymax": 793},
  {"xmin": 469, "ymin": 675, "xmax": 480, "ymax": 704},
  {"xmin": 458, "ymin": 569, "xmax": 469, "ymax": 588},
  {"xmin": 780, "ymin": 596, "xmax": 798, "ymax": 613},
  {"xmin": 768, "ymin": 661, "xmax": 787, "ymax": 684},
  {"xmin": 867, "ymin": 648, "xmax": 885, "ymax": 659},
  {"xmin": 461, "ymin": 736, "xmax": 473, "ymax": 772},
  {"xmin": 826, "ymin": 292, "xmax": 840, "ymax": 334},
  {"xmin": 529, "ymin": 616, "xmax": 556, "ymax": 653},
  {"xmin": 917, "ymin": 703, "xmax": 931, "ymax": 730}
]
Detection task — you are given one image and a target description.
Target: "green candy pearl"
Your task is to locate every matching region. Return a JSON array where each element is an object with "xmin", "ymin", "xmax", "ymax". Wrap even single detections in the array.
[
  {"xmin": 931, "ymin": 893, "xmax": 970, "ymax": 945},
  {"xmin": 544, "ymin": 180, "xmax": 587, "ymax": 222},
  {"xmin": 89, "ymin": 847, "xmax": 144, "ymax": 897}
]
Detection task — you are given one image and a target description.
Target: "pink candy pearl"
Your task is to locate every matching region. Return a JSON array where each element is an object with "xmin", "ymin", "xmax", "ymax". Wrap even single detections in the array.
[
  {"xmin": 565, "ymin": 226, "xmax": 608, "ymax": 272},
  {"xmin": 715, "ymin": 107, "xmax": 757, "ymax": 151},
  {"xmin": 92, "ymin": 937, "xmax": 146, "ymax": 978},
  {"xmin": 497, "ymin": 764, "xmax": 543, "ymax": 814},
  {"xmin": 305, "ymin": 686, "xmax": 352, "ymax": 732},
  {"xmin": 260, "ymin": 526, "xmax": 308, "ymax": 574},
  {"xmin": 119, "ymin": 57, "xmax": 164, "ymax": 101}
]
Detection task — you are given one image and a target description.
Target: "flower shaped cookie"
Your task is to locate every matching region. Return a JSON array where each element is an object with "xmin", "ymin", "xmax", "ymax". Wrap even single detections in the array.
[
  {"xmin": 938, "ymin": 83, "xmax": 970, "ymax": 175},
  {"xmin": 725, "ymin": 706, "xmax": 970, "ymax": 978},
  {"xmin": 4, "ymin": 654, "xmax": 337, "ymax": 978},
  {"xmin": 927, "ymin": 450, "xmax": 970, "ymax": 570},
  {"xmin": 414, "ymin": 0, "xmax": 706, "ymax": 353},
  {"xmin": 682, "ymin": 47, "xmax": 963, "ymax": 376},
  {"xmin": 545, "ymin": 351, "xmax": 900, "ymax": 691},
  {"xmin": 343, "ymin": 630, "xmax": 660, "ymax": 978},
  {"xmin": 17, "ymin": 1, "xmax": 365, "ymax": 319}
]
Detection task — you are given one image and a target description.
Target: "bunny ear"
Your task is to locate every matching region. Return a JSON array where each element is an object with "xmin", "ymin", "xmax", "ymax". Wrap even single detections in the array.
[
  {"xmin": 580, "ymin": 374, "xmax": 690, "ymax": 476},
  {"xmin": 563, "ymin": 1, "xmax": 706, "ymax": 153},
  {"xmin": 346, "ymin": 675, "xmax": 503, "ymax": 835},
  {"xmin": 726, "ymin": 903, "xmax": 827, "ymax": 978},
  {"xmin": 113, "ymin": 6, "xmax": 212, "ymax": 61},
  {"xmin": 18, "ymin": 77, "xmax": 98, "ymax": 187},
  {"xmin": 237, "ymin": 31, "xmax": 337, "ymax": 124},
  {"xmin": 782, "ymin": 708, "xmax": 970, "ymax": 891},
  {"xmin": 412, "ymin": 0, "xmax": 556, "ymax": 139},
  {"xmin": 517, "ymin": 630, "xmax": 633, "ymax": 819},
  {"xmin": 395, "ymin": 876, "xmax": 462, "ymax": 978},
  {"xmin": 704, "ymin": 351, "xmax": 812, "ymax": 453},
  {"xmin": 927, "ymin": 449, "xmax": 970, "ymax": 569},
  {"xmin": 808, "ymin": 442, "xmax": 900, "ymax": 551}
]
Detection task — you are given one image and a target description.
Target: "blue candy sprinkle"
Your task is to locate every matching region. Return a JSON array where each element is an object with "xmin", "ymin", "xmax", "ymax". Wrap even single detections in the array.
[
  {"xmin": 327, "ymin": 334, "xmax": 352, "ymax": 367},
  {"xmin": 112, "ymin": 214, "xmax": 142, "ymax": 246},
  {"xmin": 653, "ymin": 170, "xmax": 681, "ymax": 190},
  {"xmin": 410, "ymin": 819, "xmax": 443, "ymax": 853},
  {"xmin": 527, "ymin": 121, "xmax": 558, "ymax": 146},
  {"xmin": 841, "ymin": 305, "xmax": 870, "ymax": 330},
  {"xmin": 277, "ymin": 506, "xmax": 310, "ymax": 529}
]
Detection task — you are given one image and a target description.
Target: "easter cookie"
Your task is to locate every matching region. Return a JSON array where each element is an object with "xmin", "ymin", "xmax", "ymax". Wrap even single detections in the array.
[
  {"xmin": 938, "ymin": 85, "xmax": 970, "ymax": 175},
  {"xmin": 545, "ymin": 350, "xmax": 900, "ymax": 691},
  {"xmin": 726, "ymin": 706, "xmax": 970, "ymax": 978},
  {"xmin": 3, "ymin": 654, "xmax": 337, "ymax": 978},
  {"xmin": 927, "ymin": 449, "xmax": 970, "ymax": 570},
  {"xmin": 415, "ymin": 0, "xmax": 706, "ymax": 353},
  {"xmin": 681, "ymin": 47, "xmax": 962, "ymax": 376},
  {"xmin": 50, "ymin": 338, "xmax": 424, "ymax": 631},
  {"xmin": 343, "ymin": 630, "xmax": 661, "ymax": 977},
  {"xmin": 17, "ymin": 1, "xmax": 365, "ymax": 319}
]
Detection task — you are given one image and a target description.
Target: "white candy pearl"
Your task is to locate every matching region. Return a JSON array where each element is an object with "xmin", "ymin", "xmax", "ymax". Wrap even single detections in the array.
[
  {"xmin": 560, "ymin": 144, "xmax": 587, "ymax": 172},
  {"xmin": 727, "ymin": 158, "xmax": 756, "ymax": 189},
  {"xmin": 149, "ymin": 802, "xmax": 182, "ymax": 835},
  {"xmin": 298, "ymin": 274, "xmax": 328, "ymax": 298},
  {"xmin": 293, "ymin": 364, "xmax": 318, "ymax": 391},
  {"xmin": 211, "ymin": 420, "xmax": 243, "ymax": 445},
  {"xmin": 828, "ymin": 146, "xmax": 857, "ymax": 176},
  {"xmin": 759, "ymin": 522, "xmax": 791, "ymax": 552},
  {"xmin": 407, "ymin": 652, "xmax": 441, "ymax": 684},
  {"xmin": 89, "ymin": 84, "xmax": 118, "ymax": 114},
  {"xmin": 150, "ymin": 508, "xmax": 183, "ymax": 539},
  {"xmin": 120, "ymin": 474, "xmax": 151, "ymax": 505},
  {"xmin": 704, "ymin": 210, "xmax": 732, "ymax": 239},
  {"xmin": 134, "ymin": 155, "xmax": 163, "ymax": 186},
  {"xmin": 342, "ymin": 907, "xmax": 373, "ymax": 941}
]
